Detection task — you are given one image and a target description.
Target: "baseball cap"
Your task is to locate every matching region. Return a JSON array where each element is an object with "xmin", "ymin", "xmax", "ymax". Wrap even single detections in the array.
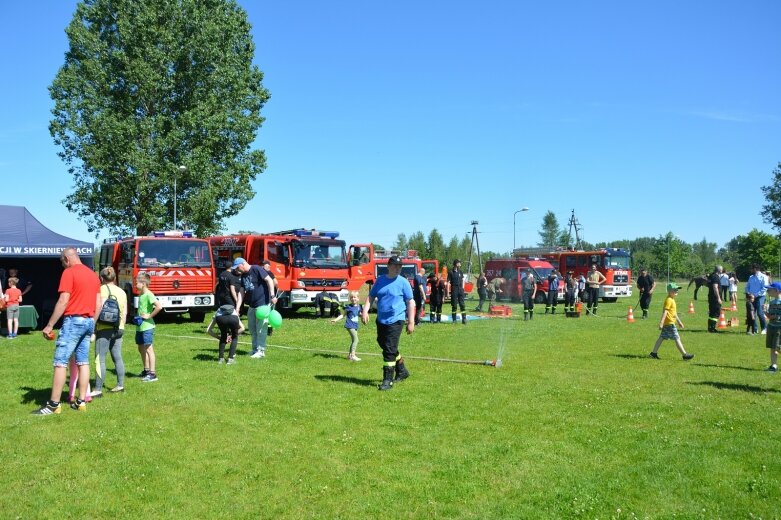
[
  {"xmin": 667, "ymin": 282, "xmax": 681, "ymax": 291},
  {"xmin": 764, "ymin": 281, "xmax": 781, "ymax": 291},
  {"xmin": 232, "ymin": 257, "xmax": 246, "ymax": 269},
  {"xmin": 387, "ymin": 255, "xmax": 403, "ymax": 266}
]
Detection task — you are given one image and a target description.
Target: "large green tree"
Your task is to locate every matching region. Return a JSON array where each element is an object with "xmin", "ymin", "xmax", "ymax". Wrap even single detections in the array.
[
  {"xmin": 761, "ymin": 162, "xmax": 781, "ymax": 233},
  {"xmin": 537, "ymin": 211, "xmax": 561, "ymax": 248},
  {"xmin": 49, "ymin": 0, "xmax": 269, "ymax": 236}
]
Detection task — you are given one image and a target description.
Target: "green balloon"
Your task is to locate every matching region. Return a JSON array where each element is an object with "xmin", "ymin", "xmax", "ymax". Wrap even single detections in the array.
[
  {"xmin": 269, "ymin": 309, "xmax": 283, "ymax": 328},
  {"xmin": 255, "ymin": 305, "xmax": 271, "ymax": 320}
]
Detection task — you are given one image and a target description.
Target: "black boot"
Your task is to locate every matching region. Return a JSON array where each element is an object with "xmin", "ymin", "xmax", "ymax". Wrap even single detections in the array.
[
  {"xmin": 379, "ymin": 366, "xmax": 394, "ymax": 391},
  {"xmin": 430, "ymin": 312, "xmax": 435, "ymax": 323},
  {"xmin": 461, "ymin": 313, "xmax": 467, "ymax": 324},
  {"xmin": 529, "ymin": 311, "xmax": 534, "ymax": 320},
  {"xmin": 394, "ymin": 359, "xmax": 410, "ymax": 382},
  {"xmin": 524, "ymin": 311, "xmax": 529, "ymax": 321},
  {"xmin": 436, "ymin": 314, "xmax": 441, "ymax": 323},
  {"xmin": 552, "ymin": 307, "xmax": 556, "ymax": 315},
  {"xmin": 452, "ymin": 313, "xmax": 457, "ymax": 324}
]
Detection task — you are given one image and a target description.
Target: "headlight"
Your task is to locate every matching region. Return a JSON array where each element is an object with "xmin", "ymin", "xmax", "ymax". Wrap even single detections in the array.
[
  {"xmin": 341, "ymin": 281, "xmax": 348, "ymax": 288},
  {"xmin": 194, "ymin": 297, "xmax": 202, "ymax": 304},
  {"xmin": 297, "ymin": 281, "xmax": 305, "ymax": 288}
]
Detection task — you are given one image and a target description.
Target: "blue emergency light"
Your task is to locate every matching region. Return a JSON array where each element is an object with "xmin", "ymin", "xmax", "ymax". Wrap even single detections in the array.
[{"xmin": 152, "ymin": 230, "xmax": 194, "ymax": 238}]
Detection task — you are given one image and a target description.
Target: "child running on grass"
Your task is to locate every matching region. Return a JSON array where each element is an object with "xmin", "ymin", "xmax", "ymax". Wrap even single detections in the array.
[
  {"xmin": 763, "ymin": 281, "xmax": 781, "ymax": 372},
  {"xmin": 331, "ymin": 291, "xmax": 362, "ymax": 361},
  {"xmin": 650, "ymin": 283, "xmax": 694, "ymax": 361},
  {"xmin": 135, "ymin": 273, "xmax": 162, "ymax": 382}
]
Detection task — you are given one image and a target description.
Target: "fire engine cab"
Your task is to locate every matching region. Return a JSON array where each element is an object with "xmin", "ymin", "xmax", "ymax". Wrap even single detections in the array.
[
  {"xmin": 209, "ymin": 229, "xmax": 350, "ymax": 310},
  {"xmin": 98, "ymin": 231, "xmax": 215, "ymax": 322},
  {"xmin": 347, "ymin": 244, "xmax": 439, "ymax": 299},
  {"xmin": 484, "ymin": 257, "xmax": 563, "ymax": 303}
]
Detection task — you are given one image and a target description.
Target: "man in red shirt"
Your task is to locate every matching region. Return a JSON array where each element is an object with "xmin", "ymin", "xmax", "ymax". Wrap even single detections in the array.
[{"xmin": 33, "ymin": 248, "xmax": 101, "ymax": 415}]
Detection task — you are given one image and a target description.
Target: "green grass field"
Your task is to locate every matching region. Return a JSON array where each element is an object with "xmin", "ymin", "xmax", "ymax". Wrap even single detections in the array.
[{"xmin": 2, "ymin": 287, "xmax": 779, "ymax": 519}]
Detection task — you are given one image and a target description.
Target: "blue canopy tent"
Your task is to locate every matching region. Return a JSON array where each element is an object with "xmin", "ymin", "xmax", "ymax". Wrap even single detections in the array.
[{"xmin": 0, "ymin": 205, "xmax": 95, "ymax": 329}]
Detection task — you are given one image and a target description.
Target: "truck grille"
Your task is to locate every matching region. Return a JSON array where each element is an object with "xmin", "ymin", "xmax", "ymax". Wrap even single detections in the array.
[
  {"xmin": 613, "ymin": 274, "xmax": 628, "ymax": 284},
  {"xmin": 146, "ymin": 270, "xmax": 214, "ymax": 294},
  {"xmin": 302, "ymin": 278, "xmax": 346, "ymax": 289}
]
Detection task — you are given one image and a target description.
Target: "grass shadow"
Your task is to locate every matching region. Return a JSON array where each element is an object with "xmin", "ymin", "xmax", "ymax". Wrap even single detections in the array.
[
  {"xmin": 312, "ymin": 353, "xmax": 343, "ymax": 360},
  {"xmin": 612, "ymin": 354, "xmax": 652, "ymax": 360},
  {"xmin": 19, "ymin": 386, "xmax": 52, "ymax": 405},
  {"xmin": 314, "ymin": 374, "xmax": 376, "ymax": 387},
  {"xmin": 694, "ymin": 363, "xmax": 764, "ymax": 372},
  {"xmin": 687, "ymin": 381, "xmax": 781, "ymax": 394},
  {"xmin": 194, "ymin": 353, "xmax": 217, "ymax": 362}
]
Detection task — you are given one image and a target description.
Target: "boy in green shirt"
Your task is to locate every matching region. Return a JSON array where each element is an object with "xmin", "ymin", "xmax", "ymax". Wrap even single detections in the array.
[
  {"xmin": 135, "ymin": 273, "xmax": 162, "ymax": 382},
  {"xmin": 649, "ymin": 283, "xmax": 694, "ymax": 361},
  {"xmin": 763, "ymin": 281, "xmax": 781, "ymax": 372}
]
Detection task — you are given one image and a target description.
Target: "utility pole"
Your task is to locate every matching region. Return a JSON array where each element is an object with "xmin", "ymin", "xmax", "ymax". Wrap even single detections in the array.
[
  {"xmin": 566, "ymin": 209, "xmax": 583, "ymax": 249},
  {"xmin": 466, "ymin": 220, "xmax": 483, "ymax": 280}
]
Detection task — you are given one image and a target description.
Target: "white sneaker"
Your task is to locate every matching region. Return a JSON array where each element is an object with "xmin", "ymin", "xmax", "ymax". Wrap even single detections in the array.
[
  {"xmin": 250, "ymin": 351, "xmax": 264, "ymax": 359},
  {"xmin": 761, "ymin": 329, "xmax": 767, "ymax": 335},
  {"xmin": 348, "ymin": 354, "xmax": 361, "ymax": 362}
]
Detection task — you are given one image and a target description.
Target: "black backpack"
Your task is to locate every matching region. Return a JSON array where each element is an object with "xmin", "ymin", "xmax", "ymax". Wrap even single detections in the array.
[{"xmin": 98, "ymin": 287, "xmax": 121, "ymax": 329}]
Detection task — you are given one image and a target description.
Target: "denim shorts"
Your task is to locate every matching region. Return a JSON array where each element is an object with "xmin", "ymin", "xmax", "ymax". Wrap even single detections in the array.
[
  {"xmin": 53, "ymin": 316, "xmax": 95, "ymax": 367},
  {"xmin": 135, "ymin": 328, "xmax": 155, "ymax": 346}
]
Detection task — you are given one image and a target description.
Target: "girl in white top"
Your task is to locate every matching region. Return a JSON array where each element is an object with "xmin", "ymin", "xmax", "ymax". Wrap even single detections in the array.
[{"xmin": 729, "ymin": 273, "xmax": 738, "ymax": 307}]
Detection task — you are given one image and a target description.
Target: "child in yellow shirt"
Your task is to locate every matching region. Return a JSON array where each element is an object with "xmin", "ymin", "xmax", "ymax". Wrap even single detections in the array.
[{"xmin": 650, "ymin": 283, "xmax": 694, "ymax": 361}]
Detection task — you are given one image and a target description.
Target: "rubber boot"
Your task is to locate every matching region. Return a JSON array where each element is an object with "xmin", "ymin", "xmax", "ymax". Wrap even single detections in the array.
[
  {"xmin": 552, "ymin": 307, "xmax": 556, "ymax": 315},
  {"xmin": 394, "ymin": 359, "xmax": 410, "ymax": 382},
  {"xmin": 524, "ymin": 311, "xmax": 529, "ymax": 321},
  {"xmin": 545, "ymin": 307, "xmax": 550, "ymax": 314},
  {"xmin": 379, "ymin": 366, "xmax": 394, "ymax": 391},
  {"xmin": 461, "ymin": 313, "xmax": 467, "ymax": 324},
  {"xmin": 436, "ymin": 314, "xmax": 441, "ymax": 323},
  {"xmin": 529, "ymin": 310, "xmax": 534, "ymax": 320},
  {"xmin": 452, "ymin": 313, "xmax": 457, "ymax": 324},
  {"xmin": 430, "ymin": 312, "xmax": 435, "ymax": 323}
]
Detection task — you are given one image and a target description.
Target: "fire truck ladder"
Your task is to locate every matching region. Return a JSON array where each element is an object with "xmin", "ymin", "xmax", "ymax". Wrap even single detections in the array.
[{"xmin": 465, "ymin": 220, "xmax": 483, "ymax": 280}]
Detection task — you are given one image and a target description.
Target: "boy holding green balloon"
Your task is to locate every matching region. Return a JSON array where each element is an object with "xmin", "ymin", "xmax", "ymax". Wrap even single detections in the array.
[{"xmin": 235, "ymin": 258, "xmax": 277, "ymax": 359}]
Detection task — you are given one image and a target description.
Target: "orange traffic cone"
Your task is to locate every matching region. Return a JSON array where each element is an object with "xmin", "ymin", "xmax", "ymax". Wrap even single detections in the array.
[
  {"xmin": 627, "ymin": 306, "xmax": 635, "ymax": 323},
  {"xmin": 688, "ymin": 301, "xmax": 695, "ymax": 314},
  {"xmin": 718, "ymin": 311, "xmax": 728, "ymax": 329}
]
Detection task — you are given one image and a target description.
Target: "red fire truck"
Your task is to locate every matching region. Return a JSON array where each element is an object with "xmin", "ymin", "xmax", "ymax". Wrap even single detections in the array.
[
  {"xmin": 209, "ymin": 229, "xmax": 350, "ymax": 310},
  {"xmin": 98, "ymin": 231, "xmax": 215, "ymax": 322},
  {"xmin": 514, "ymin": 247, "xmax": 633, "ymax": 302},
  {"xmin": 484, "ymin": 257, "xmax": 563, "ymax": 303},
  {"xmin": 347, "ymin": 244, "xmax": 439, "ymax": 298}
]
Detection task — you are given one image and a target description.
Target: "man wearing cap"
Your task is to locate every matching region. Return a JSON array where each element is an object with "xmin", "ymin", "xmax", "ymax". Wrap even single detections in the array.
[
  {"xmin": 745, "ymin": 264, "xmax": 769, "ymax": 334},
  {"xmin": 216, "ymin": 258, "xmax": 244, "ymax": 308},
  {"xmin": 636, "ymin": 268, "xmax": 656, "ymax": 319},
  {"xmin": 447, "ymin": 259, "xmax": 467, "ymax": 324},
  {"xmin": 707, "ymin": 265, "xmax": 723, "ymax": 333},
  {"xmin": 33, "ymin": 247, "xmax": 101, "ymax": 415},
  {"xmin": 235, "ymin": 258, "xmax": 277, "ymax": 358},
  {"xmin": 361, "ymin": 255, "xmax": 415, "ymax": 391}
]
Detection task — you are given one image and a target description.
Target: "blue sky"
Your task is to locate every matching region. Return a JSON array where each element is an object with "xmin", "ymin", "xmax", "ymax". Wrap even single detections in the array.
[{"xmin": 1, "ymin": 1, "xmax": 779, "ymax": 254}]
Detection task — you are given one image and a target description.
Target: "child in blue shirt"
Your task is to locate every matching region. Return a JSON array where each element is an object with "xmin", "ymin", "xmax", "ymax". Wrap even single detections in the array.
[
  {"xmin": 331, "ymin": 291, "xmax": 362, "ymax": 361},
  {"xmin": 763, "ymin": 282, "xmax": 781, "ymax": 372}
]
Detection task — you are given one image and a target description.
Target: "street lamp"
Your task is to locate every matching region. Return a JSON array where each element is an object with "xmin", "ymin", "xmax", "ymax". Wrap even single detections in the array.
[
  {"xmin": 176, "ymin": 165, "xmax": 186, "ymax": 230},
  {"xmin": 513, "ymin": 207, "xmax": 530, "ymax": 252}
]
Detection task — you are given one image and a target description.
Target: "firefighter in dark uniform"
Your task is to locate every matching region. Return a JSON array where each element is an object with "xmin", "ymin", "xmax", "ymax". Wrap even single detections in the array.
[
  {"xmin": 521, "ymin": 268, "xmax": 537, "ymax": 321},
  {"xmin": 412, "ymin": 268, "xmax": 427, "ymax": 325},
  {"xmin": 447, "ymin": 259, "xmax": 467, "ymax": 324},
  {"xmin": 707, "ymin": 265, "xmax": 724, "ymax": 333},
  {"xmin": 545, "ymin": 270, "xmax": 560, "ymax": 314},
  {"xmin": 636, "ymin": 268, "xmax": 656, "ymax": 319},
  {"xmin": 428, "ymin": 273, "xmax": 445, "ymax": 323},
  {"xmin": 564, "ymin": 271, "xmax": 577, "ymax": 313}
]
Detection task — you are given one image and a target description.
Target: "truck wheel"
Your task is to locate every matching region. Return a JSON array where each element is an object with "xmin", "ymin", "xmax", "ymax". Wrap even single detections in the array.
[
  {"xmin": 124, "ymin": 287, "xmax": 135, "ymax": 321},
  {"xmin": 534, "ymin": 292, "xmax": 546, "ymax": 304},
  {"xmin": 602, "ymin": 297, "xmax": 618, "ymax": 303},
  {"xmin": 189, "ymin": 311, "xmax": 206, "ymax": 323}
]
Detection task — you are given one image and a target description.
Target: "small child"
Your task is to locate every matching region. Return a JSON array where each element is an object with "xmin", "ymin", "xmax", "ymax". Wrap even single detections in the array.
[
  {"xmin": 763, "ymin": 282, "xmax": 781, "ymax": 372},
  {"xmin": 331, "ymin": 291, "xmax": 362, "ymax": 361},
  {"xmin": 745, "ymin": 293, "xmax": 757, "ymax": 335},
  {"xmin": 207, "ymin": 304, "xmax": 245, "ymax": 364},
  {"xmin": 650, "ymin": 283, "xmax": 694, "ymax": 361},
  {"xmin": 135, "ymin": 273, "xmax": 162, "ymax": 382},
  {"xmin": 4, "ymin": 277, "xmax": 22, "ymax": 338}
]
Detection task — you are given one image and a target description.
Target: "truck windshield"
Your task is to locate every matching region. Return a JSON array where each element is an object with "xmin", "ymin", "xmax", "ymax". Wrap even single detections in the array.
[
  {"xmin": 292, "ymin": 241, "xmax": 347, "ymax": 269},
  {"xmin": 377, "ymin": 265, "xmax": 417, "ymax": 280},
  {"xmin": 137, "ymin": 239, "xmax": 212, "ymax": 268},
  {"xmin": 605, "ymin": 254, "xmax": 631, "ymax": 269},
  {"xmin": 533, "ymin": 267, "xmax": 553, "ymax": 279}
]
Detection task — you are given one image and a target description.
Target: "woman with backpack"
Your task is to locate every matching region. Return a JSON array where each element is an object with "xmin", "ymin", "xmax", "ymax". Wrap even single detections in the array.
[{"xmin": 90, "ymin": 266, "xmax": 127, "ymax": 397}]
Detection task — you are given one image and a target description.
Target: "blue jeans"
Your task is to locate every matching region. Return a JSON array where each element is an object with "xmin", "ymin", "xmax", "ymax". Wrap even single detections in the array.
[
  {"xmin": 247, "ymin": 307, "xmax": 268, "ymax": 354},
  {"xmin": 52, "ymin": 316, "xmax": 94, "ymax": 367},
  {"xmin": 754, "ymin": 296, "xmax": 767, "ymax": 330}
]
